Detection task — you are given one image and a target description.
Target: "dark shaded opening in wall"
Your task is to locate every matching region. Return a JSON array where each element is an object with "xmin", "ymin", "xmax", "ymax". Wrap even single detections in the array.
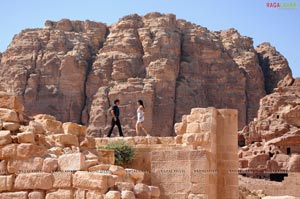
[
  {"xmin": 270, "ymin": 173, "xmax": 288, "ymax": 182},
  {"xmin": 269, "ymin": 152, "xmax": 274, "ymax": 158},
  {"xmin": 287, "ymin": 147, "xmax": 291, "ymax": 155},
  {"xmin": 277, "ymin": 115, "xmax": 280, "ymax": 119},
  {"xmin": 238, "ymin": 134, "xmax": 245, "ymax": 147}
]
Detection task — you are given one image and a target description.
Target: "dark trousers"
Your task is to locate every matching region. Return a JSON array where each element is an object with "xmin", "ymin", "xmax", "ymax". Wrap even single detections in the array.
[{"xmin": 107, "ymin": 117, "xmax": 124, "ymax": 137}]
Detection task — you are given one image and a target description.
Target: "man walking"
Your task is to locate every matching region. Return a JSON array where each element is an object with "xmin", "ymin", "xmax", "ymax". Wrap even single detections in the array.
[{"xmin": 107, "ymin": 99, "xmax": 124, "ymax": 137}]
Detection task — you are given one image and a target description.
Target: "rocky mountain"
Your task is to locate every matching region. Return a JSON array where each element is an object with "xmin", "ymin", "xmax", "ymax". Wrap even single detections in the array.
[
  {"xmin": 256, "ymin": 43, "xmax": 293, "ymax": 94},
  {"xmin": 0, "ymin": 12, "xmax": 293, "ymax": 136},
  {"xmin": 239, "ymin": 77, "xmax": 300, "ymax": 176}
]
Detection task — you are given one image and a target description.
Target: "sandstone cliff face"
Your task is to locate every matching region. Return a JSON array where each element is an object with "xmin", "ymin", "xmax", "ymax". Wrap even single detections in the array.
[
  {"xmin": 0, "ymin": 19, "xmax": 107, "ymax": 125},
  {"xmin": 256, "ymin": 42, "xmax": 293, "ymax": 94},
  {"xmin": 239, "ymin": 78, "xmax": 300, "ymax": 174},
  {"xmin": 0, "ymin": 13, "xmax": 293, "ymax": 136},
  {"xmin": 219, "ymin": 29, "xmax": 266, "ymax": 124}
]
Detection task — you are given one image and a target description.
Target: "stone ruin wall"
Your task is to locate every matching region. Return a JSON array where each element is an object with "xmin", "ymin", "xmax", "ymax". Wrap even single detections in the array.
[
  {"xmin": 240, "ymin": 173, "xmax": 300, "ymax": 197},
  {"xmin": 0, "ymin": 93, "xmax": 160, "ymax": 199},
  {"xmin": 0, "ymin": 93, "xmax": 239, "ymax": 199},
  {"xmin": 96, "ymin": 107, "xmax": 239, "ymax": 199}
]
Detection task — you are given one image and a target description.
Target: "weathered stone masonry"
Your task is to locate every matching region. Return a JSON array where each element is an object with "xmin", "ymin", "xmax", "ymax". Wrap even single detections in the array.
[
  {"xmin": 0, "ymin": 92, "xmax": 239, "ymax": 199},
  {"xmin": 96, "ymin": 107, "xmax": 239, "ymax": 199}
]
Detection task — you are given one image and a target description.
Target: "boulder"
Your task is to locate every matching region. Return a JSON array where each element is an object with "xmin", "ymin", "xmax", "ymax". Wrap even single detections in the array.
[
  {"xmin": 116, "ymin": 182, "xmax": 134, "ymax": 191},
  {"xmin": 0, "ymin": 144, "xmax": 17, "ymax": 159},
  {"xmin": 7, "ymin": 157, "xmax": 43, "ymax": 173},
  {"xmin": 125, "ymin": 169, "xmax": 144, "ymax": 183},
  {"xmin": 248, "ymin": 154, "xmax": 270, "ymax": 169},
  {"xmin": 0, "ymin": 130, "xmax": 12, "ymax": 145},
  {"xmin": 14, "ymin": 173, "xmax": 54, "ymax": 190},
  {"xmin": 0, "ymin": 175, "xmax": 14, "ymax": 192},
  {"xmin": 53, "ymin": 172, "xmax": 72, "ymax": 188},
  {"xmin": 0, "ymin": 191, "xmax": 28, "ymax": 199},
  {"xmin": 28, "ymin": 121, "xmax": 45, "ymax": 134},
  {"xmin": 97, "ymin": 149, "xmax": 115, "ymax": 165},
  {"xmin": 58, "ymin": 153, "xmax": 85, "ymax": 171},
  {"xmin": 45, "ymin": 189, "xmax": 73, "ymax": 199},
  {"xmin": 51, "ymin": 134, "xmax": 79, "ymax": 146},
  {"xmin": 86, "ymin": 191, "xmax": 105, "ymax": 199},
  {"xmin": 2, "ymin": 122, "xmax": 20, "ymax": 131},
  {"xmin": 17, "ymin": 131, "xmax": 35, "ymax": 143},
  {"xmin": 73, "ymin": 171, "xmax": 114, "ymax": 191},
  {"xmin": 63, "ymin": 122, "xmax": 87, "ymax": 136},
  {"xmin": 109, "ymin": 165, "xmax": 126, "ymax": 177},
  {"xmin": 104, "ymin": 191, "xmax": 121, "ymax": 199},
  {"xmin": 121, "ymin": 191, "xmax": 136, "ymax": 199},
  {"xmin": 149, "ymin": 186, "xmax": 160, "ymax": 197},
  {"xmin": 28, "ymin": 191, "xmax": 45, "ymax": 199},
  {"xmin": 133, "ymin": 183, "xmax": 151, "ymax": 199},
  {"xmin": 80, "ymin": 136, "xmax": 96, "ymax": 148},
  {"xmin": 42, "ymin": 119, "xmax": 63, "ymax": 134},
  {"xmin": 0, "ymin": 93, "xmax": 24, "ymax": 114},
  {"xmin": 42, "ymin": 158, "xmax": 58, "ymax": 173},
  {"xmin": 0, "ymin": 108, "xmax": 19, "ymax": 122},
  {"xmin": 174, "ymin": 116, "xmax": 187, "ymax": 135},
  {"xmin": 16, "ymin": 143, "xmax": 47, "ymax": 158},
  {"xmin": 287, "ymin": 155, "xmax": 300, "ymax": 172}
]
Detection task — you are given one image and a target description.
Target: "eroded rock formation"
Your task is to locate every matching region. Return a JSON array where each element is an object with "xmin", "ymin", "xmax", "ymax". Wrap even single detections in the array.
[
  {"xmin": 256, "ymin": 42, "xmax": 293, "ymax": 94},
  {"xmin": 239, "ymin": 78, "xmax": 300, "ymax": 175},
  {"xmin": 0, "ymin": 13, "xmax": 292, "ymax": 136},
  {"xmin": 0, "ymin": 19, "xmax": 107, "ymax": 125}
]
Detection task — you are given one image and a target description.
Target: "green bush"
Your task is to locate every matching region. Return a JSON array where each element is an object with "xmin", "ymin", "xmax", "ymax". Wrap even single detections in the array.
[{"xmin": 104, "ymin": 140, "xmax": 135, "ymax": 166}]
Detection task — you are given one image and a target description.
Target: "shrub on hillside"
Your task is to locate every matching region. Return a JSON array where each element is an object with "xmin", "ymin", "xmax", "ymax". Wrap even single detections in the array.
[{"xmin": 103, "ymin": 140, "xmax": 135, "ymax": 166}]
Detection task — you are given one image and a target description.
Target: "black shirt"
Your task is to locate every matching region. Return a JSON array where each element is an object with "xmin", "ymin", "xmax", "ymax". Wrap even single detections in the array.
[{"xmin": 112, "ymin": 105, "xmax": 120, "ymax": 117}]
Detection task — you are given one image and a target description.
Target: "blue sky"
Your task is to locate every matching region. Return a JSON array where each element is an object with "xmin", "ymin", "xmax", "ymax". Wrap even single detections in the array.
[{"xmin": 1, "ymin": 0, "xmax": 299, "ymax": 77}]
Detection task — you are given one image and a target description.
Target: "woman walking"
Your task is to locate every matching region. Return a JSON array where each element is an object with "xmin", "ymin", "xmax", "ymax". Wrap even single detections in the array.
[{"xmin": 136, "ymin": 100, "xmax": 149, "ymax": 136}]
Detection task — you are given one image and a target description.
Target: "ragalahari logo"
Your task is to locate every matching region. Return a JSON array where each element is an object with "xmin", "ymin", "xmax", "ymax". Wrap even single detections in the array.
[{"xmin": 266, "ymin": 2, "xmax": 297, "ymax": 8}]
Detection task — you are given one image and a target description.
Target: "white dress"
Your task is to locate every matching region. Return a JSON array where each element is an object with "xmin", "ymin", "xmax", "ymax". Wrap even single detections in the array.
[{"xmin": 137, "ymin": 107, "xmax": 144, "ymax": 124}]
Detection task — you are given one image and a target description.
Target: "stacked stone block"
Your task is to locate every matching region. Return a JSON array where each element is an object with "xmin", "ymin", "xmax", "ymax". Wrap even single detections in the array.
[{"xmin": 0, "ymin": 93, "xmax": 160, "ymax": 199}]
